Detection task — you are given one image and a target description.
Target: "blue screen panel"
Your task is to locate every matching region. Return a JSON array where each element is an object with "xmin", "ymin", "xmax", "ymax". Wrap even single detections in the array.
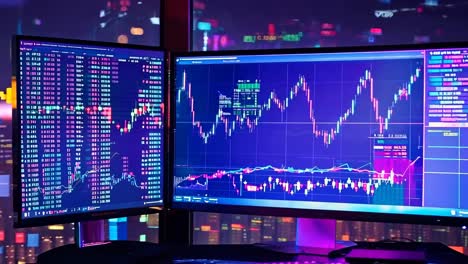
[
  {"xmin": 174, "ymin": 47, "xmax": 468, "ymax": 220},
  {"xmin": 18, "ymin": 38, "xmax": 164, "ymax": 221}
]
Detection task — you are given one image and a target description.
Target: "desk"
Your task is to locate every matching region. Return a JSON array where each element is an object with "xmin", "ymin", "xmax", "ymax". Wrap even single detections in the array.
[{"xmin": 37, "ymin": 242, "xmax": 468, "ymax": 264}]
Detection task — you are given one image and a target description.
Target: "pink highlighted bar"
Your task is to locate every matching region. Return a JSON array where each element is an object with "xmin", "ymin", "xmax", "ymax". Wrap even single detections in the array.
[{"xmin": 445, "ymin": 55, "xmax": 464, "ymax": 59}]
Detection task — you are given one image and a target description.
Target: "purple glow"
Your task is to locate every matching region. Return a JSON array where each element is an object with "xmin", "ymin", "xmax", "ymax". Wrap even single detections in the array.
[
  {"xmin": 296, "ymin": 218, "xmax": 336, "ymax": 249},
  {"xmin": 33, "ymin": 18, "xmax": 41, "ymax": 25}
]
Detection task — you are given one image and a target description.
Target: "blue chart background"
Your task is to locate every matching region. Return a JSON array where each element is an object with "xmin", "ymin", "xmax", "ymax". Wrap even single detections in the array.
[
  {"xmin": 174, "ymin": 58, "xmax": 424, "ymax": 206},
  {"xmin": 19, "ymin": 42, "xmax": 165, "ymax": 218}
]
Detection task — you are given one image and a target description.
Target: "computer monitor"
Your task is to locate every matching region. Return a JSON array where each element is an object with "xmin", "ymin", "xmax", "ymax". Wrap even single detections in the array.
[
  {"xmin": 171, "ymin": 43, "xmax": 468, "ymax": 229},
  {"xmin": 13, "ymin": 36, "xmax": 166, "ymax": 228}
]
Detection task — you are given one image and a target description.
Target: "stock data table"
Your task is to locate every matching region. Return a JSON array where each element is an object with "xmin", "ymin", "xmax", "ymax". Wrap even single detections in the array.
[{"xmin": 18, "ymin": 39, "xmax": 164, "ymax": 222}]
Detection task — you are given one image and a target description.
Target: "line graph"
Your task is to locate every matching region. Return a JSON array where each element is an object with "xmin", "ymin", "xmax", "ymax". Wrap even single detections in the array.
[
  {"xmin": 35, "ymin": 101, "xmax": 164, "ymax": 134},
  {"xmin": 34, "ymin": 152, "xmax": 143, "ymax": 197},
  {"xmin": 177, "ymin": 66, "xmax": 421, "ymax": 145}
]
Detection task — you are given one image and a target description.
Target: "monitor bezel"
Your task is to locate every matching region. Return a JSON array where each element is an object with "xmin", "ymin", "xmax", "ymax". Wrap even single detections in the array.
[
  {"xmin": 12, "ymin": 35, "xmax": 167, "ymax": 228},
  {"xmin": 169, "ymin": 42, "xmax": 468, "ymax": 227}
]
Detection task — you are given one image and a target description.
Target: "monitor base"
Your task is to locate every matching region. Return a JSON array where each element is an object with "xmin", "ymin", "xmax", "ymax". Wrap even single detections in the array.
[
  {"xmin": 252, "ymin": 240, "xmax": 355, "ymax": 256},
  {"xmin": 169, "ymin": 244, "xmax": 297, "ymax": 262},
  {"xmin": 259, "ymin": 218, "xmax": 467, "ymax": 263},
  {"xmin": 252, "ymin": 241, "xmax": 467, "ymax": 263},
  {"xmin": 330, "ymin": 241, "xmax": 467, "ymax": 264}
]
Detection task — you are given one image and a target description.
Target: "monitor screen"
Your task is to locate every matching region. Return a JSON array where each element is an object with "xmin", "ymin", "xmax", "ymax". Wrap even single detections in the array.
[
  {"xmin": 14, "ymin": 36, "xmax": 165, "ymax": 227},
  {"xmin": 173, "ymin": 44, "xmax": 468, "ymax": 225}
]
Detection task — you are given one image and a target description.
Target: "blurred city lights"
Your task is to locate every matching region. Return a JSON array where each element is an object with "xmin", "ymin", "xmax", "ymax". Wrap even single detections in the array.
[
  {"xmin": 414, "ymin": 35, "xmax": 430, "ymax": 43},
  {"xmin": 243, "ymin": 35, "xmax": 255, "ymax": 43},
  {"xmin": 33, "ymin": 18, "xmax": 42, "ymax": 26},
  {"xmin": 212, "ymin": 34, "xmax": 220, "ymax": 50},
  {"xmin": 321, "ymin": 23, "xmax": 334, "ymax": 30},
  {"xmin": 150, "ymin": 16, "xmax": 160, "ymax": 25},
  {"xmin": 130, "ymin": 26, "xmax": 144, "ymax": 35},
  {"xmin": 205, "ymin": 19, "xmax": 219, "ymax": 28},
  {"xmin": 320, "ymin": 30, "xmax": 336, "ymax": 37},
  {"xmin": 203, "ymin": 31, "xmax": 208, "ymax": 51},
  {"xmin": 193, "ymin": 0, "xmax": 206, "ymax": 10},
  {"xmin": 197, "ymin": 21, "xmax": 211, "ymax": 31},
  {"xmin": 47, "ymin": 225, "xmax": 64, "ymax": 231},
  {"xmin": 220, "ymin": 35, "xmax": 228, "ymax": 47},
  {"xmin": 268, "ymin": 23, "xmax": 276, "ymax": 36},
  {"xmin": 370, "ymin": 27, "xmax": 383, "ymax": 35},
  {"xmin": 120, "ymin": 0, "xmax": 131, "ymax": 12},
  {"xmin": 375, "ymin": 10, "xmax": 395, "ymax": 18},
  {"xmin": 117, "ymin": 34, "xmax": 129, "ymax": 43},
  {"xmin": 425, "ymin": 0, "xmax": 438, "ymax": 6}
]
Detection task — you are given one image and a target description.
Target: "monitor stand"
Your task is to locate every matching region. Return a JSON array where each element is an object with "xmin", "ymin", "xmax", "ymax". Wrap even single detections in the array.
[
  {"xmin": 36, "ymin": 220, "xmax": 169, "ymax": 264},
  {"xmin": 294, "ymin": 218, "xmax": 346, "ymax": 254},
  {"xmin": 297, "ymin": 217, "xmax": 336, "ymax": 247},
  {"xmin": 174, "ymin": 218, "xmax": 343, "ymax": 262},
  {"xmin": 255, "ymin": 218, "xmax": 459, "ymax": 263},
  {"xmin": 254, "ymin": 218, "xmax": 352, "ymax": 256},
  {"xmin": 286, "ymin": 218, "xmax": 464, "ymax": 263},
  {"xmin": 283, "ymin": 218, "xmax": 428, "ymax": 262}
]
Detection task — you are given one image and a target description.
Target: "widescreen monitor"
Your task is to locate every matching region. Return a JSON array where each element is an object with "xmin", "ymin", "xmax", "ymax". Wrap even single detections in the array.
[
  {"xmin": 172, "ymin": 43, "xmax": 468, "ymax": 226},
  {"xmin": 13, "ymin": 36, "xmax": 166, "ymax": 227}
]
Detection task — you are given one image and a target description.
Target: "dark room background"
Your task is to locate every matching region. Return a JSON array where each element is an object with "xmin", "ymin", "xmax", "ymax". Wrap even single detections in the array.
[{"xmin": 0, "ymin": 0, "xmax": 467, "ymax": 263}]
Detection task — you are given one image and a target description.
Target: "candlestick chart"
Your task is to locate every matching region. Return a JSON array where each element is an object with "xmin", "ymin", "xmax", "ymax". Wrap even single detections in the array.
[{"xmin": 174, "ymin": 57, "xmax": 424, "ymax": 207}]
